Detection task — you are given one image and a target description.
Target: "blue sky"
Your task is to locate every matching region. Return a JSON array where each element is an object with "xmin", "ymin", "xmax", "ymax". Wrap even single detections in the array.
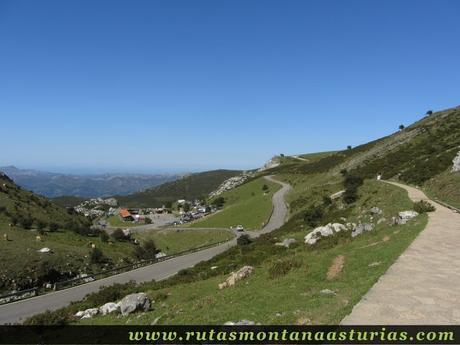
[{"xmin": 1, "ymin": 0, "xmax": 459, "ymax": 173}]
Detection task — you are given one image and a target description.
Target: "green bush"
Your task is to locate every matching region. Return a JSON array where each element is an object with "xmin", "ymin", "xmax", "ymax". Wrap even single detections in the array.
[
  {"xmin": 237, "ymin": 234, "xmax": 252, "ymax": 246},
  {"xmin": 134, "ymin": 240, "xmax": 158, "ymax": 260},
  {"xmin": 49, "ymin": 222, "xmax": 59, "ymax": 232},
  {"xmin": 268, "ymin": 258, "xmax": 302, "ymax": 279},
  {"xmin": 413, "ymin": 200, "xmax": 436, "ymax": 213},
  {"xmin": 89, "ymin": 247, "xmax": 106, "ymax": 264},
  {"xmin": 112, "ymin": 228, "xmax": 128, "ymax": 241},
  {"xmin": 99, "ymin": 231, "xmax": 109, "ymax": 242},
  {"xmin": 304, "ymin": 205, "xmax": 324, "ymax": 227},
  {"xmin": 24, "ymin": 309, "xmax": 70, "ymax": 325}
]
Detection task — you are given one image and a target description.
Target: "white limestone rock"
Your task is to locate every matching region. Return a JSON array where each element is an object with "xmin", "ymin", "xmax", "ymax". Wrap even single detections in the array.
[{"xmin": 304, "ymin": 223, "xmax": 347, "ymax": 245}]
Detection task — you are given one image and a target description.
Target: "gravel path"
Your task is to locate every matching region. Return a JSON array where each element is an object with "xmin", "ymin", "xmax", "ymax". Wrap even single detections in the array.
[
  {"xmin": 0, "ymin": 176, "xmax": 290, "ymax": 324},
  {"xmin": 341, "ymin": 181, "xmax": 460, "ymax": 324}
]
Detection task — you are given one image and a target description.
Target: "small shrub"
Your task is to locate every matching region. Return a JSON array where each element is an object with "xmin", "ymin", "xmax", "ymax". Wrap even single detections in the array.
[
  {"xmin": 304, "ymin": 205, "xmax": 324, "ymax": 227},
  {"xmin": 99, "ymin": 231, "xmax": 109, "ymax": 242},
  {"xmin": 111, "ymin": 228, "xmax": 127, "ymax": 241},
  {"xmin": 237, "ymin": 234, "xmax": 252, "ymax": 246},
  {"xmin": 48, "ymin": 222, "xmax": 59, "ymax": 232},
  {"xmin": 89, "ymin": 247, "xmax": 106, "ymax": 264},
  {"xmin": 144, "ymin": 217, "xmax": 152, "ymax": 224},
  {"xmin": 134, "ymin": 240, "xmax": 158, "ymax": 260},
  {"xmin": 19, "ymin": 216, "xmax": 34, "ymax": 229},
  {"xmin": 24, "ymin": 309, "xmax": 70, "ymax": 326},
  {"xmin": 413, "ymin": 200, "xmax": 436, "ymax": 213},
  {"xmin": 268, "ymin": 258, "xmax": 302, "ymax": 279},
  {"xmin": 212, "ymin": 197, "xmax": 225, "ymax": 209}
]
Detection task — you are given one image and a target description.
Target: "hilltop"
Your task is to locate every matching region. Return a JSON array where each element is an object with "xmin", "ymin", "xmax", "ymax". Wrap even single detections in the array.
[
  {"xmin": 116, "ymin": 169, "xmax": 242, "ymax": 208},
  {"xmin": 0, "ymin": 166, "xmax": 178, "ymax": 198}
]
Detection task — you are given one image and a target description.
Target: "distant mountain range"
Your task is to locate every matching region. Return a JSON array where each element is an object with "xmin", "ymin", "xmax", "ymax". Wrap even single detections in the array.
[{"xmin": 0, "ymin": 166, "xmax": 180, "ymax": 198}]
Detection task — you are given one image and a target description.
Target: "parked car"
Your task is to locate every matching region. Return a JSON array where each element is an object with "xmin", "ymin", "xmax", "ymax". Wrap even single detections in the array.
[{"xmin": 235, "ymin": 225, "xmax": 244, "ymax": 232}]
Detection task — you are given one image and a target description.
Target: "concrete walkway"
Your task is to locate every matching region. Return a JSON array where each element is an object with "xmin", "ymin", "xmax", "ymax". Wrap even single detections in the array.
[{"xmin": 342, "ymin": 181, "xmax": 460, "ymax": 324}]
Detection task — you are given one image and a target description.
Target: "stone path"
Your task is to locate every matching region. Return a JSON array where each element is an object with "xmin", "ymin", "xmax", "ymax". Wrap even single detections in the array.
[{"xmin": 341, "ymin": 181, "xmax": 460, "ymax": 324}]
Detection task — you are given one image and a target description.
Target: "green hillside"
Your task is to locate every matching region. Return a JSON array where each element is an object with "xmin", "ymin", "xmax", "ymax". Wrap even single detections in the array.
[
  {"xmin": 0, "ymin": 173, "xmax": 137, "ymax": 293},
  {"xmin": 116, "ymin": 169, "xmax": 242, "ymax": 207},
  {"xmin": 24, "ymin": 105, "xmax": 460, "ymax": 325},
  {"xmin": 189, "ymin": 177, "xmax": 281, "ymax": 230}
]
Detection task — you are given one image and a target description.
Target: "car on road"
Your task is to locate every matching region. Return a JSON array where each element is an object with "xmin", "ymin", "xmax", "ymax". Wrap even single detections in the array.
[{"xmin": 235, "ymin": 225, "xmax": 244, "ymax": 232}]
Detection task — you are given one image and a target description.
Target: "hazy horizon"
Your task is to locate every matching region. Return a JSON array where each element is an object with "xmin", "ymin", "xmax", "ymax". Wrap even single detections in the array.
[{"xmin": 1, "ymin": 0, "xmax": 459, "ymax": 172}]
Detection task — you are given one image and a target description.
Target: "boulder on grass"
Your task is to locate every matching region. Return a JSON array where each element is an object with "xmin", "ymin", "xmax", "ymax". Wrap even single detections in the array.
[
  {"xmin": 218, "ymin": 266, "xmax": 254, "ymax": 289},
  {"xmin": 99, "ymin": 302, "xmax": 119, "ymax": 316},
  {"xmin": 304, "ymin": 223, "xmax": 347, "ymax": 245},
  {"xmin": 393, "ymin": 211, "xmax": 419, "ymax": 225},
  {"xmin": 119, "ymin": 293, "xmax": 151, "ymax": 316}
]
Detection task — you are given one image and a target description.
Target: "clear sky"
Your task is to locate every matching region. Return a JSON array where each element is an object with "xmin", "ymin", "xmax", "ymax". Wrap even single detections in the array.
[{"xmin": 1, "ymin": 0, "xmax": 459, "ymax": 173}]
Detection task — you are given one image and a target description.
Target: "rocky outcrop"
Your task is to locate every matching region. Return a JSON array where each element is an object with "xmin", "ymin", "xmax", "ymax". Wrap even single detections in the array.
[
  {"xmin": 453, "ymin": 151, "xmax": 460, "ymax": 172},
  {"xmin": 209, "ymin": 174, "xmax": 252, "ymax": 198},
  {"xmin": 392, "ymin": 211, "xmax": 419, "ymax": 225},
  {"xmin": 351, "ymin": 223, "xmax": 374, "ymax": 238},
  {"xmin": 99, "ymin": 302, "xmax": 120, "ymax": 316},
  {"xmin": 119, "ymin": 293, "xmax": 151, "ymax": 316},
  {"xmin": 275, "ymin": 238, "xmax": 297, "ymax": 248},
  {"xmin": 304, "ymin": 223, "xmax": 348, "ymax": 245},
  {"xmin": 370, "ymin": 207, "xmax": 383, "ymax": 215},
  {"xmin": 75, "ymin": 308, "xmax": 99, "ymax": 319},
  {"xmin": 258, "ymin": 156, "xmax": 281, "ymax": 172},
  {"xmin": 218, "ymin": 266, "xmax": 254, "ymax": 289}
]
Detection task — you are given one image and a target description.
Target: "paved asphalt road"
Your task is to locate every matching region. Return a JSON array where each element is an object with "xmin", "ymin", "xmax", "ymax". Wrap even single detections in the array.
[{"xmin": 0, "ymin": 175, "xmax": 291, "ymax": 324}]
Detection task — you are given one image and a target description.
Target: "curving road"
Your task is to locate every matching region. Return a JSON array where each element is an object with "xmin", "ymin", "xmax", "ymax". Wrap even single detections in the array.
[{"xmin": 0, "ymin": 176, "xmax": 291, "ymax": 324}]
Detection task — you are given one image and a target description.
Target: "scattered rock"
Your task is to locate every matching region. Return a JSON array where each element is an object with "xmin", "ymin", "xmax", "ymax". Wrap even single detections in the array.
[
  {"xmin": 37, "ymin": 247, "xmax": 50, "ymax": 253},
  {"xmin": 76, "ymin": 308, "xmax": 99, "ymax": 319},
  {"xmin": 319, "ymin": 289, "xmax": 336, "ymax": 296},
  {"xmin": 377, "ymin": 217, "xmax": 387, "ymax": 225},
  {"xmin": 326, "ymin": 255, "xmax": 345, "ymax": 280},
  {"xmin": 275, "ymin": 238, "xmax": 297, "ymax": 248},
  {"xmin": 218, "ymin": 266, "xmax": 254, "ymax": 289},
  {"xmin": 368, "ymin": 261, "xmax": 382, "ymax": 267},
  {"xmin": 119, "ymin": 293, "xmax": 151, "ymax": 316},
  {"xmin": 304, "ymin": 223, "xmax": 347, "ymax": 245},
  {"xmin": 370, "ymin": 207, "xmax": 383, "ymax": 215},
  {"xmin": 393, "ymin": 210, "xmax": 419, "ymax": 225},
  {"xmin": 99, "ymin": 302, "xmax": 119, "ymax": 316},
  {"xmin": 351, "ymin": 223, "xmax": 374, "ymax": 238},
  {"xmin": 452, "ymin": 151, "xmax": 460, "ymax": 172},
  {"xmin": 224, "ymin": 320, "xmax": 258, "ymax": 325}
]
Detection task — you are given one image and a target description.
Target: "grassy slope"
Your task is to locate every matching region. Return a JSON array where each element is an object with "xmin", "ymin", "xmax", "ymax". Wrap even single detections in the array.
[
  {"xmin": 188, "ymin": 177, "xmax": 281, "ymax": 230},
  {"xmin": 134, "ymin": 229, "xmax": 235, "ymax": 255},
  {"xmin": 80, "ymin": 180, "xmax": 427, "ymax": 325},
  {"xmin": 26, "ymin": 105, "xmax": 459, "ymax": 325},
  {"xmin": 424, "ymin": 171, "xmax": 460, "ymax": 209},
  {"xmin": 116, "ymin": 170, "xmax": 241, "ymax": 208},
  {"xmin": 0, "ymin": 174, "xmax": 137, "ymax": 292}
]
